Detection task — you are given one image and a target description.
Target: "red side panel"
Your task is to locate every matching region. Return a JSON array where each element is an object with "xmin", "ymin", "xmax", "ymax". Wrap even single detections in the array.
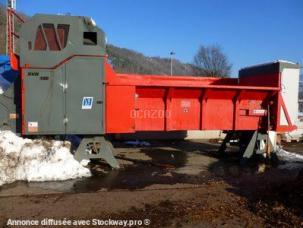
[
  {"xmin": 236, "ymin": 91, "xmax": 268, "ymax": 130},
  {"xmin": 202, "ymin": 90, "xmax": 235, "ymax": 130},
  {"xmin": 106, "ymin": 85, "xmax": 135, "ymax": 133},
  {"xmin": 104, "ymin": 61, "xmax": 295, "ymax": 134},
  {"xmin": 135, "ymin": 88, "xmax": 166, "ymax": 131},
  {"xmin": 167, "ymin": 89, "xmax": 201, "ymax": 130}
]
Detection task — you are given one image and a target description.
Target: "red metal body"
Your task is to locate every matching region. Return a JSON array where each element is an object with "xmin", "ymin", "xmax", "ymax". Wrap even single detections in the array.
[
  {"xmin": 6, "ymin": 9, "xmax": 296, "ymax": 135},
  {"xmin": 105, "ymin": 62, "xmax": 295, "ymax": 134}
]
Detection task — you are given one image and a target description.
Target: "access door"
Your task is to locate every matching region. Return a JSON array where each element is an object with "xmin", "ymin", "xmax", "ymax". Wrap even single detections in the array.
[{"xmin": 65, "ymin": 57, "xmax": 104, "ymax": 134}]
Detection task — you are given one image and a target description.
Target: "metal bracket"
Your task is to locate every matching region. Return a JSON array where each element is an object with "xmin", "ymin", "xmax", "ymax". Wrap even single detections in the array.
[
  {"xmin": 243, "ymin": 131, "xmax": 276, "ymax": 159},
  {"xmin": 242, "ymin": 131, "xmax": 258, "ymax": 159},
  {"xmin": 219, "ymin": 130, "xmax": 277, "ymax": 161},
  {"xmin": 59, "ymin": 82, "xmax": 68, "ymax": 92},
  {"xmin": 74, "ymin": 136, "xmax": 120, "ymax": 169}
]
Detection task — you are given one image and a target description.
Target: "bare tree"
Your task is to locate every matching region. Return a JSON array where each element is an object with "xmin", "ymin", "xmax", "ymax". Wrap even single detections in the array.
[{"xmin": 193, "ymin": 44, "xmax": 232, "ymax": 77}]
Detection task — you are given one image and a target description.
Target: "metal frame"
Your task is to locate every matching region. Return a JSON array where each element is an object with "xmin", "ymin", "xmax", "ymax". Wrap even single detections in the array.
[
  {"xmin": 74, "ymin": 137, "xmax": 119, "ymax": 169},
  {"xmin": 6, "ymin": 8, "xmax": 24, "ymax": 70}
]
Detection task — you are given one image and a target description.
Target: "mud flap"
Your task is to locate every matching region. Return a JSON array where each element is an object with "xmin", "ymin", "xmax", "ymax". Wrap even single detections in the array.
[{"xmin": 74, "ymin": 137, "xmax": 120, "ymax": 169}]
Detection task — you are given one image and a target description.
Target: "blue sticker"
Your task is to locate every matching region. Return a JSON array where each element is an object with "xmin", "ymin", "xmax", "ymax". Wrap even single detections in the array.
[{"xmin": 82, "ymin": 97, "xmax": 94, "ymax": 109}]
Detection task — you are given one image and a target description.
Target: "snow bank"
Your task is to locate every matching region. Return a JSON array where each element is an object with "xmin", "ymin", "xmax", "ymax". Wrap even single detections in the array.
[
  {"xmin": 276, "ymin": 148, "xmax": 303, "ymax": 170},
  {"xmin": 0, "ymin": 131, "xmax": 91, "ymax": 186},
  {"xmin": 276, "ymin": 149, "xmax": 303, "ymax": 163}
]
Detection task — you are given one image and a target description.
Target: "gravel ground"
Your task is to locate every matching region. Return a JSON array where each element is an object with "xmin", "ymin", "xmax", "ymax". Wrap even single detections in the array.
[{"xmin": 0, "ymin": 139, "xmax": 302, "ymax": 227}]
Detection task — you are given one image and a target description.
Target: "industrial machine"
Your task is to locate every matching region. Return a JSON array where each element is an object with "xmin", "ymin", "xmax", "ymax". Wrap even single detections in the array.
[{"xmin": 1, "ymin": 8, "xmax": 300, "ymax": 168}]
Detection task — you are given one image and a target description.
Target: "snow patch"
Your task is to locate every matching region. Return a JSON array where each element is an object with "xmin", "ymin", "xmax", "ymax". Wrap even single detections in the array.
[
  {"xmin": 276, "ymin": 149, "xmax": 303, "ymax": 163},
  {"xmin": 276, "ymin": 148, "xmax": 303, "ymax": 170},
  {"xmin": 0, "ymin": 131, "xmax": 91, "ymax": 186}
]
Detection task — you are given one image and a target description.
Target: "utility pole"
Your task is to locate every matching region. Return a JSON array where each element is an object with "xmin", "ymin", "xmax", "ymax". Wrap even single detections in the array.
[{"xmin": 170, "ymin": 51, "xmax": 175, "ymax": 76}]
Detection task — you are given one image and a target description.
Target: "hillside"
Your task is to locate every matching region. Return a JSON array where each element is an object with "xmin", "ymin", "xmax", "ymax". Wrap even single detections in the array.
[
  {"xmin": 0, "ymin": 5, "xmax": 201, "ymax": 75},
  {"xmin": 107, "ymin": 44, "xmax": 202, "ymax": 75}
]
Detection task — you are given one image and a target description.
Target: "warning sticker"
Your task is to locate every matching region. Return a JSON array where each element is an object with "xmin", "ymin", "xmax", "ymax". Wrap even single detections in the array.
[
  {"xmin": 82, "ymin": 97, "xmax": 94, "ymax": 110},
  {"xmin": 28, "ymin": 122, "xmax": 38, "ymax": 133},
  {"xmin": 181, "ymin": 100, "xmax": 191, "ymax": 108},
  {"xmin": 9, "ymin": 113, "xmax": 18, "ymax": 119}
]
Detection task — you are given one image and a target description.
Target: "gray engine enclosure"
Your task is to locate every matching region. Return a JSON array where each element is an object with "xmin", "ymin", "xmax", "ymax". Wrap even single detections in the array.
[{"xmin": 19, "ymin": 14, "xmax": 106, "ymax": 135}]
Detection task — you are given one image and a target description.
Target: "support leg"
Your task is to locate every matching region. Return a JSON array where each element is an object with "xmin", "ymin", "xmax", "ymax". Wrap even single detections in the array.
[
  {"xmin": 242, "ymin": 130, "xmax": 258, "ymax": 159},
  {"xmin": 74, "ymin": 136, "xmax": 120, "ymax": 169}
]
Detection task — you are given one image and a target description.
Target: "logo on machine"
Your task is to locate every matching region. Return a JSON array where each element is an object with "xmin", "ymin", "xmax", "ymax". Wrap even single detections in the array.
[
  {"xmin": 82, "ymin": 97, "xmax": 94, "ymax": 109},
  {"xmin": 28, "ymin": 72, "xmax": 39, "ymax": 76}
]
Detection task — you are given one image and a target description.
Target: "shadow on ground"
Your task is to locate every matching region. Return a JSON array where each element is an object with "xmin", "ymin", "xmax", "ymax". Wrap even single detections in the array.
[
  {"xmin": 113, "ymin": 139, "xmax": 303, "ymax": 226},
  {"xmin": 206, "ymin": 142, "xmax": 303, "ymax": 227}
]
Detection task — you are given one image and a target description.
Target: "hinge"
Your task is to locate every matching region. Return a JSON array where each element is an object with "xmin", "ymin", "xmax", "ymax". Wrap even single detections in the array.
[
  {"xmin": 59, "ymin": 83, "xmax": 68, "ymax": 92},
  {"xmin": 63, "ymin": 117, "xmax": 69, "ymax": 125}
]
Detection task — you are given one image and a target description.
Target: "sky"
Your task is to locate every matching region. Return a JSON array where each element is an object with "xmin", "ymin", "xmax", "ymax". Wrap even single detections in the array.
[{"xmin": 3, "ymin": 0, "xmax": 303, "ymax": 76}]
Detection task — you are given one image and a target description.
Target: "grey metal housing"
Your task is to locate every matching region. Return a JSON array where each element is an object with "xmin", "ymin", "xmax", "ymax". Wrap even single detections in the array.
[{"xmin": 19, "ymin": 14, "xmax": 106, "ymax": 135}]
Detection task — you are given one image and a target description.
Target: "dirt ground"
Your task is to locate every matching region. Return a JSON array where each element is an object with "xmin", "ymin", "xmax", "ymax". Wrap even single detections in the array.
[{"xmin": 0, "ymin": 139, "xmax": 303, "ymax": 227}]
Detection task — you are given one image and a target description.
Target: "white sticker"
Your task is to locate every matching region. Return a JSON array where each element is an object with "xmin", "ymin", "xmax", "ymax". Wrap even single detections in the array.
[
  {"xmin": 82, "ymin": 97, "xmax": 94, "ymax": 109},
  {"xmin": 28, "ymin": 121, "xmax": 38, "ymax": 133},
  {"xmin": 252, "ymin": 109, "xmax": 266, "ymax": 115}
]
